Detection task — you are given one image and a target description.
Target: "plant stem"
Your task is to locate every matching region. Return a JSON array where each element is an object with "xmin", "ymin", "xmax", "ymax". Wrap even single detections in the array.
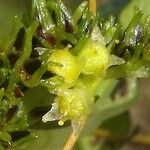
[
  {"xmin": 63, "ymin": 118, "xmax": 87, "ymax": 150},
  {"xmin": 63, "ymin": 1, "xmax": 97, "ymax": 150},
  {"xmin": 63, "ymin": 132, "xmax": 80, "ymax": 150},
  {"xmin": 89, "ymin": 0, "xmax": 96, "ymax": 14}
]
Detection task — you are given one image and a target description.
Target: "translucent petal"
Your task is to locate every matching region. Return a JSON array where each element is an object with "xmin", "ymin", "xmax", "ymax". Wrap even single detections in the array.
[{"xmin": 42, "ymin": 103, "xmax": 60, "ymax": 122}]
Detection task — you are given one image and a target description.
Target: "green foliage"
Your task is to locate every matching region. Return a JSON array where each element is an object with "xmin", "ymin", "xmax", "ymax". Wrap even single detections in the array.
[{"xmin": 0, "ymin": 0, "xmax": 149, "ymax": 150}]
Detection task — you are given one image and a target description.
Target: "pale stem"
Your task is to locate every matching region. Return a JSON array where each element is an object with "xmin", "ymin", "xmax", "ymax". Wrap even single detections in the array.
[
  {"xmin": 63, "ymin": 118, "xmax": 87, "ymax": 150},
  {"xmin": 62, "ymin": 1, "xmax": 97, "ymax": 150},
  {"xmin": 89, "ymin": 0, "xmax": 96, "ymax": 14},
  {"xmin": 63, "ymin": 132, "xmax": 80, "ymax": 150}
]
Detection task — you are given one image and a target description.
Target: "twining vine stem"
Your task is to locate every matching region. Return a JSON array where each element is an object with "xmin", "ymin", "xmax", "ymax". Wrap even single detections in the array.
[
  {"xmin": 63, "ymin": 132, "xmax": 80, "ymax": 150},
  {"xmin": 63, "ymin": 0, "xmax": 97, "ymax": 150},
  {"xmin": 63, "ymin": 118, "xmax": 87, "ymax": 150},
  {"xmin": 89, "ymin": 0, "xmax": 96, "ymax": 14}
]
